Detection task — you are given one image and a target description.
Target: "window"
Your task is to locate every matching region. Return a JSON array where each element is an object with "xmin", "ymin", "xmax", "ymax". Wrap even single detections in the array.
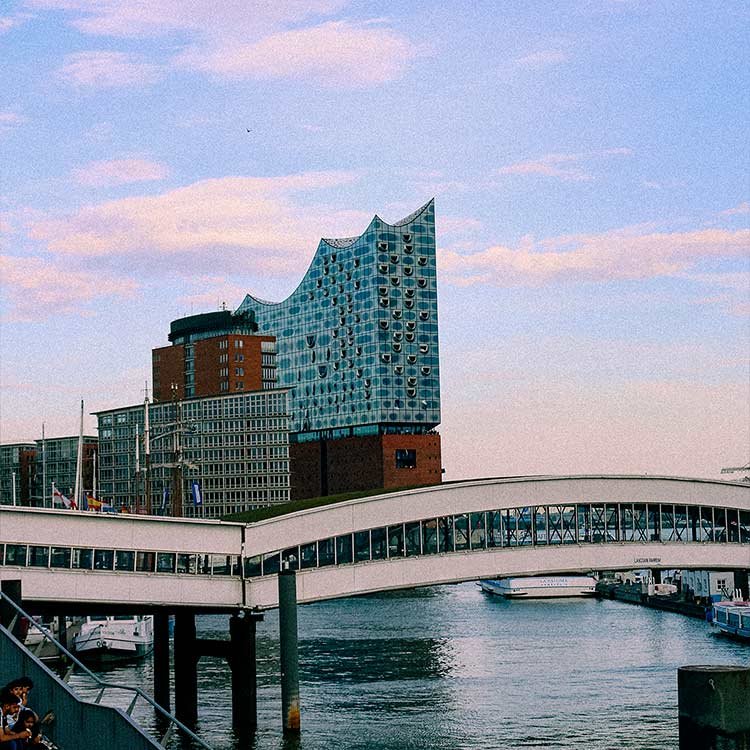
[
  {"xmin": 115, "ymin": 550, "xmax": 135, "ymax": 571},
  {"xmin": 395, "ymin": 449, "xmax": 417, "ymax": 469}
]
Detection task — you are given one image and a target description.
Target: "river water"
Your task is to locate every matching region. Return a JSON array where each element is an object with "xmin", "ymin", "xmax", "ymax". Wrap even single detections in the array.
[{"xmin": 80, "ymin": 584, "xmax": 748, "ymax": 750}]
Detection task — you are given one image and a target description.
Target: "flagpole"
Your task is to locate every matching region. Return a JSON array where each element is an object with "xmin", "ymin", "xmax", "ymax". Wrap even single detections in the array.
[
  {"xmin": 73, "ymin": 399, "xmax": 83, "ymax": 511},
  {"xmin": 42, "ymin": 422, "xmax": 47, "ymax": 508},
  {"xmin": 93, "ymin": 449, "xmax": 97, "ymax": 501}
]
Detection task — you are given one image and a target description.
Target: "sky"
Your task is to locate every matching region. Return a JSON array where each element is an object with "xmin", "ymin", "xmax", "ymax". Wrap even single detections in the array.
[{"xmin": 1, "ymin": 0, "xmax": 748, "ymax": 482}]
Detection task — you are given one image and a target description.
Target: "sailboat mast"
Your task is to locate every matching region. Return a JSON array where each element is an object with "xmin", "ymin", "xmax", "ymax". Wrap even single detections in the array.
[
  {"xmin": 144, "ymin": 385, "xmax": 151, "ymax": 514},
  {"xmin": 73, "ymin": 399, "xmax": 84, "ymax": 510}
]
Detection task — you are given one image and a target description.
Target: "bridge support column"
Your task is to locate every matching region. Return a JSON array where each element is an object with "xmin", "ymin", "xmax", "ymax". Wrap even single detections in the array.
[
  {"xmin": 174, "ymin": 611, "xmax": 198, "ymax": 724},
  {"xmin": 56, "ymin": 614, "xmax": 68, "ymax": 652},
  {"xmin": 678, "ymin": 665, "xmax": 750, "ymax": 749},
  {"xmin": 0, "ymin": 580, "xmax": 23, "ymax": 638},
  {"xmin": 153, "ymin": 612, "xmax": 171, "ymax": 712},
  {"xmin": 229, "ymin": 610, "xmax": 263, "ymax": 734},
  {"xmin": 279, "ymin": 569, "xmax": 300, "ymax": 734}
]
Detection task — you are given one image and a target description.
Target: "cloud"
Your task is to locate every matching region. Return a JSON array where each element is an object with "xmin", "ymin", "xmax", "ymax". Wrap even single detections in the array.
[
  {"xmin": 514, "ymin": 50, "xmax": 568, "ymax": 68},
  {"xmin": 57, "ymin": 51, "xmax": 162, "ymax": 88},
  {"xmin": 0, "ymin": 111, "xmax": 26, "ymax": 132},
  {"xmin": 179, "ymin": 20, "xmax": 420, "ymax": 86},
  {"xmin": 0, "ymin": 255, "xmax": 137, "ymax": 322},
  {"xmin": 438, "ymin": 225, "xmax": 750, "ymax": 287},
  {"xmin": 497, "ymin": 148, "xmax": 632, "ymax": 182},
  {"xmin": 28, "ymin": 0, "xmax": 346, "ymax": 38},
  {"xmin": 175, "ymin": 278, "xmax": 252, "ymax": 311},
  {"xmin": 721, "ymin": 201, "xmax": 750, "ymax": 216},
  {"xmin": 72, "ymin": 158, "xmax": 170, "ymax": 187},
  {"xmin": 27, "ymin": 171, "xmax": 366, "ymax": 273}
]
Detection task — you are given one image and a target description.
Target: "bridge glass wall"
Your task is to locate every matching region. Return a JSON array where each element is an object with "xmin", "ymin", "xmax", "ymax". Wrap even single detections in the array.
[
  {"xmin": 243, "ymin": 502, "xmax": 750, "ymax": 578},
  {"xmin": 1, "ymin": 502, "xmax": 748, "ymax": 580}
]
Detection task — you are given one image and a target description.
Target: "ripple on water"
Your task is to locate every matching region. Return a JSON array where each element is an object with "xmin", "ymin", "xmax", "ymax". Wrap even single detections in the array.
[{"xmin": 83, "ymin": 585, "xmax": 747, "ymax": 750}]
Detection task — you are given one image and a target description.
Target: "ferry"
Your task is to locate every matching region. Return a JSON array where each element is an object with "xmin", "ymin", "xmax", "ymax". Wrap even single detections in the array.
[
  {"xmin": 73, "ymin": 615, "xmax": 154, "ymax": 663},
  {"xmin": 711, "ymin": 600, "xmax": 750, "ymax": 641},
  {"xmin": 479, "ymin": 575, "xmax": 598, "ymax": 599}
]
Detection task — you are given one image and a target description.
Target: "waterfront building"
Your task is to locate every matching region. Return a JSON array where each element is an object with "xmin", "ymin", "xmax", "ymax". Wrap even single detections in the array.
[
  {"xmin": 0, "ymin": 442, "xmax": 36, "ymax": 505},
  {"xmin": 152, "ymin": 311, "xmax": 277, "ymax": 401},
  {"xmin": 233, "ymin": 199, "xmax": 442, "ymax": 499},
  {"xmin": 680, "ymin": 569, "xmax": 736, "ymax": 602},
  {"xmin": 94, "ymin": 388, "xmax": 290, "ymax": 518},
  {"xmin": 0, "ymin": 436, "xmax": 97, "ymax": 506}
]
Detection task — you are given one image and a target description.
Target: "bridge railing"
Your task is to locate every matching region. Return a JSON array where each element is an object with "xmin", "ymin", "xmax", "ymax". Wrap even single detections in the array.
[{"xmin": 0, "ymin": 591, "xmax": 212, "ymax": 750}]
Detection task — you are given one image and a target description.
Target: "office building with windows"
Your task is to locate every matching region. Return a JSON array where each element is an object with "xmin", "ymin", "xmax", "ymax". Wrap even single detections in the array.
[
  {"xmin": 0, "ymin": 436, "xmax": 98, "ymax": 506},
  {"xmin": 94, "ymin": 389, "xmax": 290, "ymax": 518},
  {"xmin": 152, "ymin": 311, "xmax": 277, "ymax": 401}
]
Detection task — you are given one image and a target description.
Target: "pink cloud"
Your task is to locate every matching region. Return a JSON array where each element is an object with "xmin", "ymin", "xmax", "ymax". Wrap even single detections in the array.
[
  {"xmin": 57, "ymin": 51, "xmax": 162, "ymax": 88},
  {"xmin": 0, "ymin": 255, "xmax": 137, "ymax": 322},
  {"xmin": 514, "ymin": 50, "xmax": 568, "ymax": 68},
  {"xmin": 438, "ymin": 226, "xmax": 750, "ymax": 286},
  {"xmin": 721, "ymin": 201, "xmax": 750, "ymax": 216},
  {"xmin": 72, "ymin": 157, "xmax": 170, "ymax": 187},
  {"xmin": 181, "ymin": 20, "xmax": 419, "ymax": 86},
  {"xmin": 26, "ymin": 171, "xmax": 366, "ymax": 273},
  {"xmin": 28, "ymin": 0, "xmax": 346, "ymax": 38},
  {"xmin": 0, "ymin": 111, "xmax": 26, "ymax": 132},
  {"xmin": 498, "ymin": 148, "xmax": 632, "ymax": 181}
]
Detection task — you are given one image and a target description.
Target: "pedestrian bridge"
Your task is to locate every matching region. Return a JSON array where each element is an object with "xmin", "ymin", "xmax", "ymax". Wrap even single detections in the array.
[{"xmin": 0, "ymin": 476, "xmax": 747, "ymax": 611}]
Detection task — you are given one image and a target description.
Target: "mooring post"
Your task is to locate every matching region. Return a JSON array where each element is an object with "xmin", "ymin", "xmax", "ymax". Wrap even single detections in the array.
[
  {"xmin": 678, "ymin": 665, "xmax": 750, "ymax": 749},
  {"xmin": 153, "ymin": 612, "xmax": 171, "ymax": 712},
  {"xmin": 174, "ymin": 611, "xmax": 198, "ymax": 724},
  {"xmin": 278, "ymin": 568, "xmax": 300, "ymax": 734},
  {"xmin": 0, "ymin": 580, "xmax": 23, "ymax": 638},
  {"xmin": 229, "ymin": 610, "xmax": 262, "ymax": 734}
]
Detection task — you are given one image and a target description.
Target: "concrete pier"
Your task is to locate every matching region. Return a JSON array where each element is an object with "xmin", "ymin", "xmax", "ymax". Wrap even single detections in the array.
[
  {"xmin": 153, "ymin": 612, "xmax": 171, "ymax": 712},
  {"xmin": 229, "ymin": 610, "xmax": 262, "ymax": 734},
  {"xmin": 678, "ymin": 665, "xmax": 750, "ymax": 749},
  {"xmin": 174, "ymin": 611, "xmax": 198, "ymax": 724},
  {"xmin": 278, "ymin": 569, "xmax": 301, "ymax": 733}
]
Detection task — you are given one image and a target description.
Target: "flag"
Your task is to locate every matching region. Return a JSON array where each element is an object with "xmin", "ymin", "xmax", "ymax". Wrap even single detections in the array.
[
  {"xmin": 87, "ymin": 495, "xmax": 103, "ymax": 510},
  {"xmin": 191, "ymin": 481, "xmax": 203, "ymax": 507},
  {"xmin": 53, "ymin": 487, "xmax": 72, "ymax": 509},
  {"xmin": 161, "ymin": 486, "xmax": 169, "ymax": 513}
]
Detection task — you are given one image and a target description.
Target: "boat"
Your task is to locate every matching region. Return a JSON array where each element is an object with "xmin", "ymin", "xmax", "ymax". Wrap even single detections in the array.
[
  {"xmin": 23, "ymin": 617, "xmax": 83, "ymax": 662},
  {"xmin": 73, "ymin": 615, "xmax": 154, "ymax": 663},
  {"xmin": 711, "ymin": 600, "xmax": 750, "ymax": 641},
  {"xmin": 479, "ymin": 575, "xmax": 598, "ymax": 598}
]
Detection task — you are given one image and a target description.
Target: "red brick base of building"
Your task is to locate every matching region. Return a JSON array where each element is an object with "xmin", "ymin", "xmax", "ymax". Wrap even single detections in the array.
[{"xmin": 289, "ymin": 433, "xmax": 442, "ymax": 501}]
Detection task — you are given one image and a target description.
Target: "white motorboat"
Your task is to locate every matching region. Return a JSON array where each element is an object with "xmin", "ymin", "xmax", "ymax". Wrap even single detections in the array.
[
  {"xmin": 711, "ymin": 600, "xmax": 750, "ymax": 641},
  {"xmin": 73, "ymin": 615, "xmax": 154, "ymax": 663},
  {"xmin": 479, "ymin": 575, "xmax": 598, "ymax": 599}
]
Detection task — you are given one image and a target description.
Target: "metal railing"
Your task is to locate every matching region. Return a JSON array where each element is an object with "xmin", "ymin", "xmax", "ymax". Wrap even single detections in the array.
[{"xmin": 0, "ymin": 592, "xmax": 212, "ymax": 750}]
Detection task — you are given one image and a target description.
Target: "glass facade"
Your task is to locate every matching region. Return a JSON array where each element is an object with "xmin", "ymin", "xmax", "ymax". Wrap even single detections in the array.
[
  {"xmin": 96, "ymin": 389, "xmax": 290, "ymax": 517},
  {"xmin": 234, "ymin": 200, "xmax": 440, "ymax": 441}
]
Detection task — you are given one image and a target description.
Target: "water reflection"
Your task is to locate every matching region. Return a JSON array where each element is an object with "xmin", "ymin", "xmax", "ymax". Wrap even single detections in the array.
[{"xmin": 79, "ymin": 584, "xmax": 747, "ymax": 750}]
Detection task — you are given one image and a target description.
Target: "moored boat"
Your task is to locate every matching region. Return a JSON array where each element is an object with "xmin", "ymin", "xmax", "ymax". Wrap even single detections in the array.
[
  {"xmin": 73, "ymin": 615, "xmax": 154, "ymax": 663},
  {"xmin": 711, "ymin": 600, "xmax": 750, "ymax": 641},
  {"xmin": 479, "ymin": 575, "xmax": 598, "ymax": 598}
]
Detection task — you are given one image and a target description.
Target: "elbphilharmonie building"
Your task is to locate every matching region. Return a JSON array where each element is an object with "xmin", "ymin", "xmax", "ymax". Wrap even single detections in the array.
[
  {"xmin": 236, "ymin": 199, "xmax": 440, "ymax": 439},
  {"xmin": 235, "ymin": 199, "xmax": 442, "ymax": 498}
]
